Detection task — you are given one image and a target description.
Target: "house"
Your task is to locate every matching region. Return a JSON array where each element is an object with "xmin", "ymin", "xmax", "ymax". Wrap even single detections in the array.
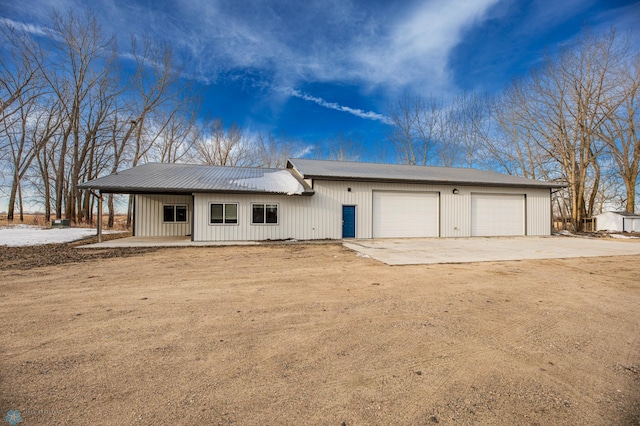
[
  {"xmin": 595, "ymin": 211, "xmax": 640, "ymax": 233},
  {"xmin": 78, "ymin": 159, "xmax": 563, "ymax": 241}
]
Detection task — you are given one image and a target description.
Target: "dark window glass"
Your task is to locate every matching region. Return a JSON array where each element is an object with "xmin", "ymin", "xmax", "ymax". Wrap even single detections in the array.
[
  {"xmin": 225, "ymin": 204, "xmax": 238, "ymax": 224},
  {"xmin": 164, "ymin": 205, "xmax": 175, "ymax": 222},
  {"xmin": 252, "ymin": 204, "xmax": 265, "ymax": 224},
  {"xmin": 266, "ymin": 204, "xmax": 278, "ymax": 224},
  {"xmin": 176, "ymin": 206, "xmax": 188, "ymax": 222},
  {"xmin": 210, "ymin": 204, "xmax": 223, "ymax": 224}
]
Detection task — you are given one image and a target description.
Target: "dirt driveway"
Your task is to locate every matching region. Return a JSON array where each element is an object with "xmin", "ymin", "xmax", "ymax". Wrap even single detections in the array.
[{"xmin": 0, "ymin": 243, "xmax": 639, "ymax": 425}]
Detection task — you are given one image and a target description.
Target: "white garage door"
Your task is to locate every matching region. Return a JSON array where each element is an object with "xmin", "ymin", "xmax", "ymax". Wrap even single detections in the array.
[
  {"xmin": 373, "ymin": 191, "xmax": 439, "ymax": 238},
  {"xmin": 472, "ymin": 193, "xmax": 525, "ymax": 236}
]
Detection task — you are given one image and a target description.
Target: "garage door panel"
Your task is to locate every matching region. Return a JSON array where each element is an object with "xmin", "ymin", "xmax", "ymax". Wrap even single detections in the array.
[
  {"xmin": 472, "ymin": 193, "xmax": 525, "ymax": 236},
  {"xmin": 373, "ymin": 191, "xmax": 439, "ymax": 238}
]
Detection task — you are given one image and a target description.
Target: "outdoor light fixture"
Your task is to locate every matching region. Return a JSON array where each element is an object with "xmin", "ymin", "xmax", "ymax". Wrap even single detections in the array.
[{"xmin": 452, "ymin": 188, "xmax": 459, "ymax": 194}]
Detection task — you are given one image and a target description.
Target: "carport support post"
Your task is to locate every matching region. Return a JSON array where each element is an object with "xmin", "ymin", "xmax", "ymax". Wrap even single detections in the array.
[{"xmin": 97, "ymin": 191, "xmax": 103, "ymax": 243}]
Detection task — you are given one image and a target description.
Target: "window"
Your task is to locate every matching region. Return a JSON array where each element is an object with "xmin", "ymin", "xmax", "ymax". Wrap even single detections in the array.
[
  {"xmin": 210, "ymin": 203, "xmax": 238, "ymax": 225},
  {"xmin": 163, "ymin": 205, "xmax": 188, "ymax": 223},
  {"xmin": 252, "ymin": 203, "xmax": 278, "ymax": 224}
]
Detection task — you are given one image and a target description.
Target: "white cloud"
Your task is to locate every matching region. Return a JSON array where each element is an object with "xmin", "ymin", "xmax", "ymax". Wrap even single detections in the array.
[
  {"xmin": 0, "ymin": 17, "xmax": 50, "ymax": 37},
  {"xmin": 277, "ymin": 87, "xmax": 391, "ymax": 124},
  {"xmin": 348, "ymin": 0, "xmax": 501, "ymax": 92},
  {"xmin": 0, "ymin": 0, "xmax": 501, "ymax": 96},
  {"xmin": 109, "ymin": 0, "xmax": 501, "ymax": 96}
]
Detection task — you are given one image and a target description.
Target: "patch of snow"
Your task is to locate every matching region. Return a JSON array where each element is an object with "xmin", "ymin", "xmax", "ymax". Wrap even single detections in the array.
[
  {"xmin": 610, "ymin": 233, "xmax": 640, "ymax": 239},
  {"xmin": 0, "ymin": 225, "xmax": 122, "ymax": 247},
  {"xmin": 555, "ymin": 230, "xmax": 577, "ymax": 237},
  {"xmin": 231, "ymin": 170, "xmax": 304, "ymax": 195},
  {"xmin": 356, "ymin": 252, "xmax": 370, "ymax": 258}
]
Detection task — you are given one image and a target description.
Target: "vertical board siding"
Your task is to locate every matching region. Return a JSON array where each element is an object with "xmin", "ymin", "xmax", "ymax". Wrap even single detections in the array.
[
  {"xmin": 134, "ymin": 194, "xmax": 192, "ymax": 237},
  {"xmin": 172, "ymin": 181, "xmax": 551, "ymax": 241}
]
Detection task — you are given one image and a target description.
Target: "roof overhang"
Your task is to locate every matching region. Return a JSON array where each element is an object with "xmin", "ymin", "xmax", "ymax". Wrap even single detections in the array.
[
  {"xmin": 76, "ymin": 186, "xmax": 315, "ymax": 196},
  {"xmin": 294, "ymin": 174, "xmax": 565, "ymax": 189},
  {"xmin": 77, "ymin": 163, "xmax": 315, "ymax": 196}
]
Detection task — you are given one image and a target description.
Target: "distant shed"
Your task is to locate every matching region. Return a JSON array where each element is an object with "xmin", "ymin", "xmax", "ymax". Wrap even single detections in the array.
[{"xmin": 595, "ymin": 211, "xmax": 640, "ymax": 232}]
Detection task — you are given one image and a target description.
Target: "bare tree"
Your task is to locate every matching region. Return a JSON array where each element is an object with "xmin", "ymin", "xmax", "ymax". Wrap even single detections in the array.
[
  {"xmin": 489, "ymin": 90, "xmax": 552, "ymax": 179},
  {"xmin": 110, "ymin": 36, "xmax": 189, "ymax": 227},
  {"xmin": 0, "ymin": 21, "xmax": 46, "ymax": 122},
  {"xmin": 150, "ymin": 108, "xmax": 199, "ymax": 163},
  {"xmin": 327, "ymin": 133, "xmax": 363, "ymax": 161},
  {"xmin": 0, "ymin": 19, "xmax": 48, "ymax": 219},
  {"xmin": 598, "ymin": 44, "xmax": 640, "ymax": 212},
  {"xmin": 253, "ymin": 132, "xmax": 301, "ymax": 168},
  {"xmin": 448, "ymin": 91, "xmax": 492, "ymax": 167},
  {"xmin": 495, "ymin": 29, "xmax": 625, "ymax": 230},
  {"xmin": 194, "ymin": 119, "xmax": 253, "ymax": 166},
  {"xmin": 2, "ymin": 93, "xmax": 38, "ymax": 221},
  {"xmin": 387, "ymin": 92, "xmax": 444, "ymax": 165},
  {"xmin": 44, "ymin": 9, "xmax": 116, "ymax": 221}
]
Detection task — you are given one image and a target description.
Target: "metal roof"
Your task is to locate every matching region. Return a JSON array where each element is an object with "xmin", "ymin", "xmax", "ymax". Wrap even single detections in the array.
[
  {"xmin": 287, "ymin": 158, "xmax": 564, "ymax": 189},
  {"xmin": 597, "ymin": 211, "xmax": 640, "ymax": 218},
  {"xmin": 78, "ymin": 163, "xmax": 314, "ymax": 195}
]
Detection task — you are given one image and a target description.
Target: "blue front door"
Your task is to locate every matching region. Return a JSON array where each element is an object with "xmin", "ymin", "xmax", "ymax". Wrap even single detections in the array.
[{"xmin": 342, "ymin": 205, "xmax": 356, "ymax": 238}]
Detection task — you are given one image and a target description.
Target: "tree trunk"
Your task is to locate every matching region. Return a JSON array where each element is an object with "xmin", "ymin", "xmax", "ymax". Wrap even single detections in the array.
[
  {"xmin": 108, "ymin": 194, "xmax": 115, "ymax": 228},
  {"xmin": 6, "ymin": 170, "xmax": 19, "ymax": 222},
  {"xmin": 18, "ymin": 182, "xmax": 24, "ymax": 222}
]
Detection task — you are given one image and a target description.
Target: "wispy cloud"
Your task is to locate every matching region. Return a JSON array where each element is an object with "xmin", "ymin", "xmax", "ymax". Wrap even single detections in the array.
[
  {"xmin": 0, "ymin": 17, "xmax": 50, "ymax": 37},
  {"xmin": 0, "ymin": 0, "xmax": 501, "ymax": 97},
  {"xmin": 277, "ymin": 87, "xmax": 391, "ymax": 124},
  {"xmin": 349, "ymin": 0, "xmax": 501, "ymax": 93}
]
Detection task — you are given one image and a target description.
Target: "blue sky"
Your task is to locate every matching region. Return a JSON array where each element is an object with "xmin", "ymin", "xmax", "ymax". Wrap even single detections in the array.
[{"xmin": 1, "ymin": 0, "xmax": 639, "ymax": 162}]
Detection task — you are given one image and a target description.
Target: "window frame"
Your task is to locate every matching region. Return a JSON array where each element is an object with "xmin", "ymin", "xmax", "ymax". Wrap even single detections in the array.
[
  {"xmin": 251, "ymin": 203, "xmax": 279, "ymax": 225},
  {"xmin": 209, "ymin": 202, "xmax": 239, "ymax": 226},
  {"xmin": 162, "ymin": 204, "xmax": 189, "ymax": 224}
]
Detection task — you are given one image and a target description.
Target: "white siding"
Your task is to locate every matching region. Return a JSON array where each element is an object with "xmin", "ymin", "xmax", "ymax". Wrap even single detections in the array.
[
  {"xmin": 596, "ymin": 212, "xmax": 623, "ymax": 231},
  {"xmin": 134, "ymin": 194, "xmax": 192, "ymax": 237},
  {"xmin": 627, "ymin": 218, "xmax": 640, "ymax": 232},
  {"xmin": 189, "ymin": 181, "xmax": 551, "ymax": 241},
  {"xmin": 596, "ymin": 212, "xmax": 640, "ymax": 232}
]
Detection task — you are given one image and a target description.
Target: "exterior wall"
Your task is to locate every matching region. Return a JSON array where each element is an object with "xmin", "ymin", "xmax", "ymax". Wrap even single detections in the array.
[
  {"xmin": 596, "ymin": 212, "xmax": 640, "ymax": 232},
  {"xmin": 191, "ymin": 180, "xmax": 551, "ymax": 241},
  {"xmin": 134, "ymin": 194, "xmax": 193, "ymax": 237},
  {"xmin": 628, "ymin": 218, "xmax": 640, "ymax": 232},
  {"xmin": 595, "ymin": 212, "xmax": 623, "ymax": 231}
]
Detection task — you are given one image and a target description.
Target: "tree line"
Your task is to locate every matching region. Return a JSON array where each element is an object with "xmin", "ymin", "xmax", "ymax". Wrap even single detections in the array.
[
  {"xmin": 0, "ymin": 9, "xmax": 314, "ymax": 226},
  {"xmin": 387, "ymin": 28, "xmax": 639, "ymax": 231},
  {"xmin": 1, "ymin": 11, "xmax": 638, "ymax": 232}
]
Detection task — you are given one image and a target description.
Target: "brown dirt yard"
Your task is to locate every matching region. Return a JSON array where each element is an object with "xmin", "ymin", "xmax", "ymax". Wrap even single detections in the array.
[{"xmin": 1, "ymin": 243, "xmax": 639, "ymax": 425}]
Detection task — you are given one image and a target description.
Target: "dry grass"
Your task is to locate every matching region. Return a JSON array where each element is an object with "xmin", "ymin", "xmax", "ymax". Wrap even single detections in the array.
[{"xmin": 0, "ymin": 214, "xmax": 130, "ymax": 230}]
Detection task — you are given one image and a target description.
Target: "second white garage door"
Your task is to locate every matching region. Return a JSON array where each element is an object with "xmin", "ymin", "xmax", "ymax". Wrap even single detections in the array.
[
  {"xmin": 472, "ymin": 193, "xmax": 525, "ymax": 236},
  {"xmin": 372, "ymin": 191, "xmax": 439, "ymax": 238}
]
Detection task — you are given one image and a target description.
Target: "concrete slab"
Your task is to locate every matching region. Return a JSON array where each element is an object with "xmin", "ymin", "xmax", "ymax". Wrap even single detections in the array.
[{"xmin": 343, "ymin": 236, "xmax": 640, "ymax": 265}]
